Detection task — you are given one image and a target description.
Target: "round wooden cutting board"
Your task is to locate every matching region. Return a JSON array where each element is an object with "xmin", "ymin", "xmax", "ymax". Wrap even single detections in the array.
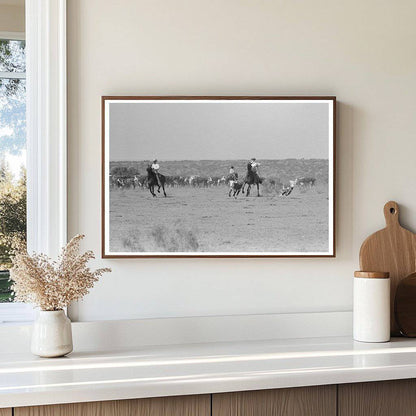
[{"xmin": 359, "ymin": 201, "xmax": 416, "ymax": 335}]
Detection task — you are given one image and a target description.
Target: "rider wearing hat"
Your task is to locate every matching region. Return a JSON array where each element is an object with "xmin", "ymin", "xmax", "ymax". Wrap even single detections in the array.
[
  {"xmin": 229, "ymin": 166, "xmax": 238, "ymax": 181},
  {"xmin": 250, "ymin": 157, "xmax": 260, "ymax": 173},
  {"xmin": 151, "ymin": 159, "xmax": 162, "ymax": 187},
  {"xmin": 246, "ymin": 158, "xmax": 260, "ymax": 182}
]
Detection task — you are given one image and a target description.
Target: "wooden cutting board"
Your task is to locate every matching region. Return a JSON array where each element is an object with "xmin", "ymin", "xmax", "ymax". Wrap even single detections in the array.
[{"xmin": 359, "ymin": 201, "xmax": 416, "ymax": 335}]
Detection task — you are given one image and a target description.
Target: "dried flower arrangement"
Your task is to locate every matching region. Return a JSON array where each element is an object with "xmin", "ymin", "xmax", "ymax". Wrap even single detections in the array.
[{"xmin": 10, "ymin": 235, "xmax": 111, "ymax": 311}]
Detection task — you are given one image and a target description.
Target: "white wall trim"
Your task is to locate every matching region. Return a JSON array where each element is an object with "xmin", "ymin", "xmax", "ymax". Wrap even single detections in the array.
[{"xmin": 26, "ymin": 0, "xmax": 67, "ymax": 257}]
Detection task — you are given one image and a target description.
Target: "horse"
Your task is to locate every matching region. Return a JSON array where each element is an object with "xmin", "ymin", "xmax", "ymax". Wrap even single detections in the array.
[
  {"xmin": 242, "ymin": 164, "xmax": 262, "ymax": 197},
  {"xmin": 146, "ymin": 166, "xmax": 167, "ymax": 197}
]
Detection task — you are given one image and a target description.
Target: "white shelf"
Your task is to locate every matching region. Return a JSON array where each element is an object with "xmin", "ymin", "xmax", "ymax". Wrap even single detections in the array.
[{"xmin": 1, "ymin": 336, "xmax": 416, "ymax": 408}]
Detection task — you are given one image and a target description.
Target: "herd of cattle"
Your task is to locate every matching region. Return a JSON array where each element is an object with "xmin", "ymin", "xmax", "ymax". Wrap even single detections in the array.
[
  {"xmin": 110, "ymin": 173, "xmax": 317, "ymax": 194},
  {"xmin": 111, "ymin": 174, "xmax": 231, "ymax": 189}
]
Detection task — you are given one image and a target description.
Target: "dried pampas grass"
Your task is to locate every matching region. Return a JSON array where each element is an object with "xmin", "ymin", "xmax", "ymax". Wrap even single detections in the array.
[{"xmin": 10, "ymin": 235, "xmax": 111, "ymax": 311}]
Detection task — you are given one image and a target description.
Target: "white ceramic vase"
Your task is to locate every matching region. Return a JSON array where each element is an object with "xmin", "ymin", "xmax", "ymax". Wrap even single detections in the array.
[{"xmin": 31, "ymin": 310, "xmax": 73, "ymax": 358}]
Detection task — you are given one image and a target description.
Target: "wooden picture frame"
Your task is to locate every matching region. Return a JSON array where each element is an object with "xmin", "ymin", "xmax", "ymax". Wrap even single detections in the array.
[{"xmin": 102, "ymin": 96, "xmax": 336, "ymax": 258}]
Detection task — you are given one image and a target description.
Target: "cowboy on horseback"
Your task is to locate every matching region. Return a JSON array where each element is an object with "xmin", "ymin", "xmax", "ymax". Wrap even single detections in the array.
[
  {"xmin": 246, "ymin": 158, "xmax": 260, "ymax": 182},
  {"xmin": 250, "ymin": 158, "xmax": 260, "ymax": 177},
  {"xmin": 151, "ymin": 159, "xmax": 162, "ymax": 187},
  {"xmin": 228, "ymin": 166, "xmax": 238, "ymax": 181},
  {"xmin": 146, "ymin": 164, "xmax": 167, "ymax": 197},
  {"xmin": 242, "ymin": 158, "xmax": 262, "ymax": 197}
]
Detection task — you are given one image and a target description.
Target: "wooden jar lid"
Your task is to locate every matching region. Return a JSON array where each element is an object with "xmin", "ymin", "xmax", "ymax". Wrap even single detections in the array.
[{"xmin": 354, "ymin": 271, "xmax": 390, "ymax": 279}]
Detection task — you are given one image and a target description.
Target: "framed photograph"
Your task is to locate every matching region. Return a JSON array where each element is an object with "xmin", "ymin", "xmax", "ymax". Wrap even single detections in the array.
[{"xmin": 102, "ymin": 96, "xmax": 336, "ymax": 258}]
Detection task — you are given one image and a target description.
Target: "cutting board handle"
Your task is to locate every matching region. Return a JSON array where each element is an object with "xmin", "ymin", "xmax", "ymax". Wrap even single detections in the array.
[{"xmin": 384, "ymin": 201, "xmax": 400, "ymax": 228}]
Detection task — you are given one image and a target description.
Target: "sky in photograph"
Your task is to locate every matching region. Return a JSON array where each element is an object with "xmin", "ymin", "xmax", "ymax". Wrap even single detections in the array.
[{"xmin": 109, "ymin": 101, "xmax": 330, "ymax": 161}]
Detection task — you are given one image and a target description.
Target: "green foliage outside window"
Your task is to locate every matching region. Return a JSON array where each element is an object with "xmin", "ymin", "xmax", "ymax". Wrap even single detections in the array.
[{"xmin": 0, "ymin": 39, "xmax": 27, "ymax": 302}]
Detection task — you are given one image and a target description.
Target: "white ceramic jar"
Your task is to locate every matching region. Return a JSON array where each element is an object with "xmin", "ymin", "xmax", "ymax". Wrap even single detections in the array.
[
  {"xmin": 31, "ymin": 310, "xmax": 73, "ymax": 357},
  {"xmin": 353, "ymin": 271, "xmax": 390, "ymax": 343}
]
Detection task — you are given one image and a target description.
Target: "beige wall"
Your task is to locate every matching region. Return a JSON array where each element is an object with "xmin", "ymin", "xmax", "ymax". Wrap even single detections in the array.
[
  {"xmin": 0, "ymin": 4, "xmax": 24, "ymax": 33},
  {"xmin": 67, "ymin": 0, "xmax": 416, "ymax": 321}
]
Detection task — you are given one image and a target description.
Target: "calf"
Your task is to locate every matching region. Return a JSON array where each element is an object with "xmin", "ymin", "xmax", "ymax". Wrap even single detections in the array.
[
  {"xmin": 280, "ymin": 180, "xmax": 297, "ymax": 196},
  {"xmin": 229, "ymin": 180, "xmax": 243, "ymax": 198},
  {"xmin": 296, "ymin": 177, "xmax": 316, "ymax": 187}
]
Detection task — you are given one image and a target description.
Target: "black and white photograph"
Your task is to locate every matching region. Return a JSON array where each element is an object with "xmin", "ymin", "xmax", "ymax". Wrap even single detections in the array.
[{"xmin": 102, "ymin": 97, "xmax": 335, "ymax": 257}]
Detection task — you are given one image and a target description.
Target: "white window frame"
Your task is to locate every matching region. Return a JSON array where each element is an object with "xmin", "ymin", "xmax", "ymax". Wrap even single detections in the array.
[
  {"xmin": 0, "ymin": 31, "xmax": 25, "ymax": 41},
  {"xmin": 0, "ymin": 32, "xmax": 31, "ymax": 322},
  {"xmin": 0, "ymin": 0, "xmax": 67, "ymax": 323}
]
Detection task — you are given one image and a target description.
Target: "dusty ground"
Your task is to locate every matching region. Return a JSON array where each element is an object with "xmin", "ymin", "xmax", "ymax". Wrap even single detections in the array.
[{"xmin": 109, "ymin": 184, "xmax": 329, "ymax": 253}]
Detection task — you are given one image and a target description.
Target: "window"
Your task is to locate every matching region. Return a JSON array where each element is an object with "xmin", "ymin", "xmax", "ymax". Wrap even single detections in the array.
[
  {"xmin": 0, "ymin": 37, "xmax": 26, "ymax": 304},
  {"xmin": 0, "ymin": 2, "xmax": 67, "ymax": 323},
  {"xmin": 0, "ymin": 34, "xmax": 33, "ymax": 323}
]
